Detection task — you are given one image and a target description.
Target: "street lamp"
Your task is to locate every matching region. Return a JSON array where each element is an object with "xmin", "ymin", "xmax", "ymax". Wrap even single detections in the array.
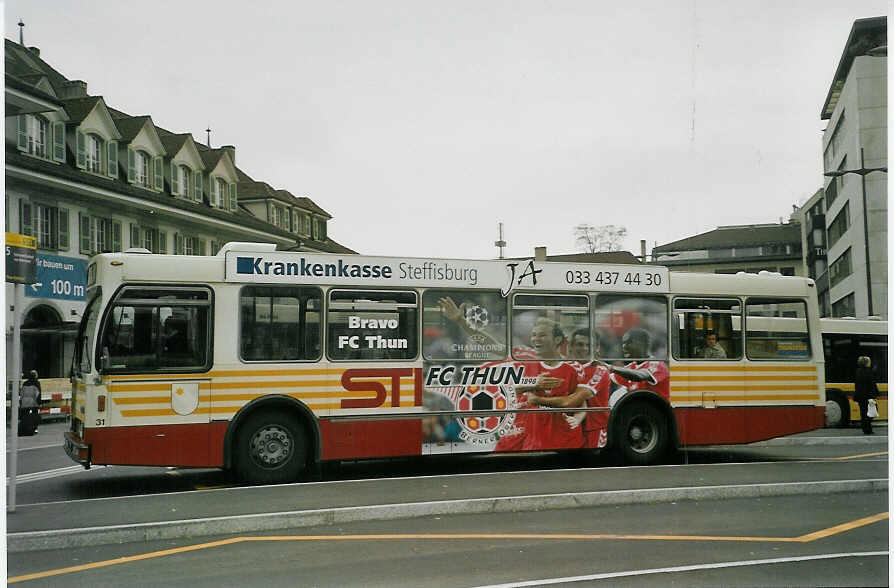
[{"xmin": 823, "ymin": 148, "xmax": 887, "ymax": 316}]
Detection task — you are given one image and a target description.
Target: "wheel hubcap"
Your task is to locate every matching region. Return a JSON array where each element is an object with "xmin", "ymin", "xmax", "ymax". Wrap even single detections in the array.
[
  {"xmin": 628, "ymin": 416, "xmax": 657, "ymax": 454},
  {"xmin": 825, "ymin": 400, "xmax": 842, "ymax": 426},
  {"xmin": 249, "ymin": 425, "xmax": 292, "ymax": 468}
]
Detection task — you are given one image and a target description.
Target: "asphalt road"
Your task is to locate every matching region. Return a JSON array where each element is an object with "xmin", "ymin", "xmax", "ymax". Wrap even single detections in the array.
[
  {"xmin": 8, "ymin": 491, "xmax": 888, "ymax": 586},
  {"xmin": 5, "ymin": 420, "xmax": 889, "ymax": 586}
]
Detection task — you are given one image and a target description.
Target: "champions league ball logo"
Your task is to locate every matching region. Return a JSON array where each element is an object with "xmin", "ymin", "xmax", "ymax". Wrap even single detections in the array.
[
  {"xmin": 456, "ymin": 384, "xmax": 516, "ymax": 445},
  {"xmin": 463, "ymin": 304, "xmax": 489, "ymax": 331}
]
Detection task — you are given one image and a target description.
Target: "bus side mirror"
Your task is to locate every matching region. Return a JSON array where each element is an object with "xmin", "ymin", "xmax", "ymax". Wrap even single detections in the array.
[{"xmin": 100, "ymin": 347, "xmax": 111, "ymax": 371}]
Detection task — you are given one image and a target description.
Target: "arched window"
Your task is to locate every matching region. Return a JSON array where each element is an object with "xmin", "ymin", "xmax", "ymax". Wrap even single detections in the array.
[
  {"xmin": 135, "ymin": 150, "xmax": 151, "ymax": 187},
  {"xmin": 86, "ymin": 134, "xmax": 104, "ymax": 173},
  {"xmin": 219, "ymin": 178, "xmax": 228, "ymax": 208},
  {"xmin": 26, "ymin": 115, "xmax": 48, "ymax": 157},
  {"xmin": 178, "ymin": 165, "xmax": 192, "ymax": 198}
]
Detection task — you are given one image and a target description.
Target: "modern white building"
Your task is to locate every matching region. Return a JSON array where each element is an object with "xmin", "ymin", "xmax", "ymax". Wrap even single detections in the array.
[{"xmin": 819, "ymin": 16, "xmax": 887, "ymax": 319}]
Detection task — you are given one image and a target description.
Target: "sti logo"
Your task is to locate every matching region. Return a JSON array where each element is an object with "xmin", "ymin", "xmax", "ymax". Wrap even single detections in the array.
[{"xmin": 236, "ymin": 256, "xmax": 393, "ymax": 279}]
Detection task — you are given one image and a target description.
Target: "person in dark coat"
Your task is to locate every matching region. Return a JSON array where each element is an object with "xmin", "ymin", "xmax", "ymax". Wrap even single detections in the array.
[
  {"xmin": 19, "ymin": 370, "xmax": 42, "ymax": 436},
  {"xmin": 853, "ymin": 356, "xmax": 878, "ymax": 435}
]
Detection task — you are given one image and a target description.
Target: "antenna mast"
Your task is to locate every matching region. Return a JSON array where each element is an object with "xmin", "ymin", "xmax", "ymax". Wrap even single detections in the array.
[{"xmin": 494, "ymin": 222, "xmax": 507, "ymax": 259}]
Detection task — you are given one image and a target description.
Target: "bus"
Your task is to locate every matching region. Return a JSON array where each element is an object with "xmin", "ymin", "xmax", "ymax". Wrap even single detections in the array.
[
  {"xmin": 820, "ymin": 318, "xmax": 887, "ymax": 427},
  {"xmin": 66, "ymin": 244, "xmax": 825, "ymax": 483}
]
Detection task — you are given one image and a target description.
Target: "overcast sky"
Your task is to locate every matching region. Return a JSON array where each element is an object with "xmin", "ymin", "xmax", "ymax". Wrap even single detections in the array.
[{"xmin": 4, "ymin": 1, "xmax": 887, "ymax": 259}]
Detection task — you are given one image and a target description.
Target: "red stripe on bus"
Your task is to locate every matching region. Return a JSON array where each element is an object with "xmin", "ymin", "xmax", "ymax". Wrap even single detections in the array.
[
  {"xmin": 319, "ymin": 418, "xmax": 423, "ymax": 460},
  {"xmin": 674, "ymin": 405, "xmax": 824, "ymax": 446},
  {"xmin": 85, "ymin": 422, "xmax": 228, "ymax": 468}
]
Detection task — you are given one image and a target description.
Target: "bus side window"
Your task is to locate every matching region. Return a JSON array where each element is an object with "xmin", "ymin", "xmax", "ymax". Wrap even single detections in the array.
[{"xmin": 672, "ymin": 298, "xmax": 742, "ymax": 360}]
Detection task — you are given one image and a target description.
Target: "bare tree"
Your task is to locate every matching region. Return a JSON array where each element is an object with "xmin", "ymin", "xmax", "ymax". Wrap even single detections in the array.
[{"xmin": 574, "ymin": 224, "xmax": 628, "ymax": 253}]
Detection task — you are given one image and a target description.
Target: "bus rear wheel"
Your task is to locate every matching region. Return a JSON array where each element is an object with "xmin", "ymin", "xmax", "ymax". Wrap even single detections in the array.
[
  {"xmin": 234, "ymin": 411, "xmax": 308, "ymax": 484},
  {"xmin": 825, "ymin": 393, "xmax": 850, "ymax": 428},
  {"xmin": 614, "ymin": 402, "xmax": 668, "ymax": 466}
]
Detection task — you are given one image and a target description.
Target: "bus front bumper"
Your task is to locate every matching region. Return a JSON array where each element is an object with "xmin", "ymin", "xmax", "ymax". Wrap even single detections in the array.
[{"xmin": 64, "ymin": 431, "xmax": 91, "ymax": 469}]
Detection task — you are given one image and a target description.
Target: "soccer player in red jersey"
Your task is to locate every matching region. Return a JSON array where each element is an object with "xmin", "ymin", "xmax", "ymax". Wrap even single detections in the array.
[
  {"xmin": 598, "ymin": 327, "xmax": 670, "ymax": 405},
  {"xmin": 492, "ymin": 318, "xmax": 589, "ymax": 451},
  {"xmin": 527, "ymin": 328, "xmax": 611, "ymax": 448}
]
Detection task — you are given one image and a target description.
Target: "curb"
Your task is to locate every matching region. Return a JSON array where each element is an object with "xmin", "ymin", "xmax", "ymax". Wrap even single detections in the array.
[
  {"xmin": 8, "ymin": 478, "xmax": 887, "ymax": 553},
  {"xmin": 749, "ymin": 435, "xmax": 889, "ymax": 447}
]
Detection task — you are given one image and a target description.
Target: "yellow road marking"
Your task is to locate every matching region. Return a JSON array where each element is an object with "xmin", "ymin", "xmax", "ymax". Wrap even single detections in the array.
[
  {"xmin": 805, "ymin": 451, "xmax": 888, "ymax": 461},
  {"xmin": 8, "ymin": 512, "xmax": 888, "ymax": 583}
]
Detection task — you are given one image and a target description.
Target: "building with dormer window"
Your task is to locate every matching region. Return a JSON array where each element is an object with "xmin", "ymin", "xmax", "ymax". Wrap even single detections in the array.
[{"xmin": 5, "ymin": 39, "xmax": 354, "ymax": 385}]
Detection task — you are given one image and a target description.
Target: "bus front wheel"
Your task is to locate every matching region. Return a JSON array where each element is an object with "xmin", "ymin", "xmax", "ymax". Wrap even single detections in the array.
[
  {"xmin": 614, "ymin": 402, "xmax": 668, "ymax": 466},
  {"xmin": 233, "ymin": 411, "xmax": 308, "ymax": 484}
]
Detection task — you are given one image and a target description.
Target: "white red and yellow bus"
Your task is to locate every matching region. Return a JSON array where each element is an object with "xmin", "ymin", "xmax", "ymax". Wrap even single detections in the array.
[
  {"xmin": 820, "ymin": 318, "xmax": 887, "ymax": 427},
  {"xmin": 66, "ymin": 244, "xmax": 825, "ymax": 483}
]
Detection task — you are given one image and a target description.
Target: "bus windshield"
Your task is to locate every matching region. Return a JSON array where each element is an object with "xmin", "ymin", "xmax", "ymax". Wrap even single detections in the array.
[{"xmin": 73, "ymin": 291, "xmax": 102, "ymax": 376}]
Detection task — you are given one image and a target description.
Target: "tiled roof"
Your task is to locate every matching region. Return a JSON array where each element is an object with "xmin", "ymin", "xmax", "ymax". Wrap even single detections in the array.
[
  {"xmin": 5, "ymin": 40, "xmax": 70, "ymax": 92},
  {"xmin": 113, "ymin": 115, "xmax": 151, "ymax": 142},
  {"xmin": 653, "ymin": 223, "xmax": 801, "ymax": 253},
  {"xmin": 296, "ymin": 196, "xmax": 331, "ymax": 218},
  {"xmin": 509, "ymin": 251, "xmax": 641, "ymax": 264},
  {"xmin": 60, "ymin": 96, "xmax": 104, "ymax": 124},
  {"xmin": 200, "ymin": 149, "xmax": 226, "ymax": 168},
  {"xmin": 158, "ymin": 132, "xmax": 190, "ymax": 155},
  {"xmin": 6, "ymin": 72, "xmax": 61, "ymax": 105},
  {"xmin": 238, "ymin": 180, "xmax": 278, "ymax": 199}
]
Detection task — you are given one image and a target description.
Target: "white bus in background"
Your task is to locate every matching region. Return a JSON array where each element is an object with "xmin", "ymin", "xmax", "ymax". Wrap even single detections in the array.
[{"xmin": 820, "ymin": 318, "xmax": 888, "ymax": 427}]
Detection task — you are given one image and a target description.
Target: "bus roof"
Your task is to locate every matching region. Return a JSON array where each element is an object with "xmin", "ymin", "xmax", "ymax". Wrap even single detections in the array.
[
  {"xmin": 820, "ymin": 317, "xmax": 888, "ymax": 335},
  {"xmin": 90, "ymin": 243, "xmax": 817, "ymax": 299}
]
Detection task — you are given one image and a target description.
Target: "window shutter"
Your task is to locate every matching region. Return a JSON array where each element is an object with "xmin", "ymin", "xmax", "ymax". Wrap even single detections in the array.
[
  {"xmin": 79, "ymin": 213, "xmax": 91, "ymax": 254},
  {"xmin": 158, "ymin": 231, "xmax": 167, "ymax": 254},
  {"xmin": 267, "ymin": 201, "xmax": 272, "ymax": 223},
  {"xmin": 127, "ymin": 148, "xmax": 135, "ymax": 183},
  {"xmin": 112, "ymin": 221, "xmax": 122, "ymax": 251},
  {"xmin": 153, "ymin": 157, "xmax": 163, "ymax": 190},
  {"xmin": 20, "ymin": 200, "xmax": 33, "ymax": 236},
  {"xmin": 53, "ymin": 122, "xmax": 66, "ymax": 162},
  {"xmin": 211, "ymin": 240, "xmax": 219, "ymax": 255},
  {"xmin": 195, "ymin": 173, "xmax": 203, "ymax": 203},
  {"xmin": 229, "ymin": 184, "xmax": 237, "ymax": 212},
  {"xmin": 58, "ymin": 208, "xmax": 70, "ymax": 250},
  {"xmin": 130, "ymin": 223, "xmax": 140, "ymax": 248},
  {"xmin": 89, "ymin": 217, "xmax": 96, "ymax": 253},
  {"xmin": 76, "ymin": 130, "xmax": 86, "ymax": 169},
  {"xmin": 17, "ymin": 115, "xmax": 28, "ymax": 150},
  {"xmin": 199, "ymin": 239, "xmax": 206, "ymax": 256},
  {"xmin": 108, "ymin": 141, "xmax": 118, "ymax": 178},
  {"xmin": 175, "ymin": 233, "xmax": 183, "ymax": 255},
  {"xmin": 171, "ymin": 162, "xmax": 179, "ymax": 195}
]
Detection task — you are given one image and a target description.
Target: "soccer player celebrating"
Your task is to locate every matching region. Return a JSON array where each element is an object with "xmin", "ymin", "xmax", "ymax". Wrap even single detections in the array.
[{"xmin": 597, "ymin": 327, "xmax": 669, "ymax": 406}]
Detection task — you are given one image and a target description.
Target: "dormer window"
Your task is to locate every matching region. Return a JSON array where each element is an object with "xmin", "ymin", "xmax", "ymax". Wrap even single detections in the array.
[
  {"xmin": 172, "ymin": 164, "xmax": 192, "ymax": 198},
  {"xmin": 27, "ymin": 116, "xmax": 47, "ymax": 157},
  {"xmin": 86, "ymin": 134, "xmax": 104, "ymax": 173},
  {"xmin": 17, "ymin": 115, "xmax": 62, "ymax": 161},
  {"xmin": 216, "ymin": 178, "xmax": 227, "ymax": 208},
  {"xmin": 135, "ymin": 151, "xmax": 150, "ymax": 187}
]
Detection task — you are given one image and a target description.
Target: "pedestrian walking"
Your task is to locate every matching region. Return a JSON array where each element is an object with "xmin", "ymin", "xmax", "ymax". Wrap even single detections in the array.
[
  {"xmin": 19, "ymin": 370, "xmax": 42, "ymax": 436},
  {"xmin": 854, "ymin": 356, "xmax": 879, "ymax": 435}
]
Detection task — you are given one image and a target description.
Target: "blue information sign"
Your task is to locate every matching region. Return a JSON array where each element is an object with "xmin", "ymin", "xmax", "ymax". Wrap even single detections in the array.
[{"xmin": 26, "ymin": 254, "xmax": 88, "ymax": 301}]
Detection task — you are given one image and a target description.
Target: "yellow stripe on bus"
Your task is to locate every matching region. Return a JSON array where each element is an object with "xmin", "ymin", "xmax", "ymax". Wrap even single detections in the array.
[
  {"xmin": 107, "ymin": 367, "xmax": 416, "ymax": 381},
  {"xmin": 110, "ymin": 383, "xmax": 212, "ymax": 392},
  {"xmin": 674, "ymin": 375, "xmax": 818, "ymax": 382},
  {"xmin": 673, "ymin": 384, "xmax": 819, "ymax": 392},
  {"xmin": 670, "ymin": 365, "xmax": 816, "ymax": 373},
  {"xmin": 671, "ymin": 395, "xmax": 819, "ymax": 402}
]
